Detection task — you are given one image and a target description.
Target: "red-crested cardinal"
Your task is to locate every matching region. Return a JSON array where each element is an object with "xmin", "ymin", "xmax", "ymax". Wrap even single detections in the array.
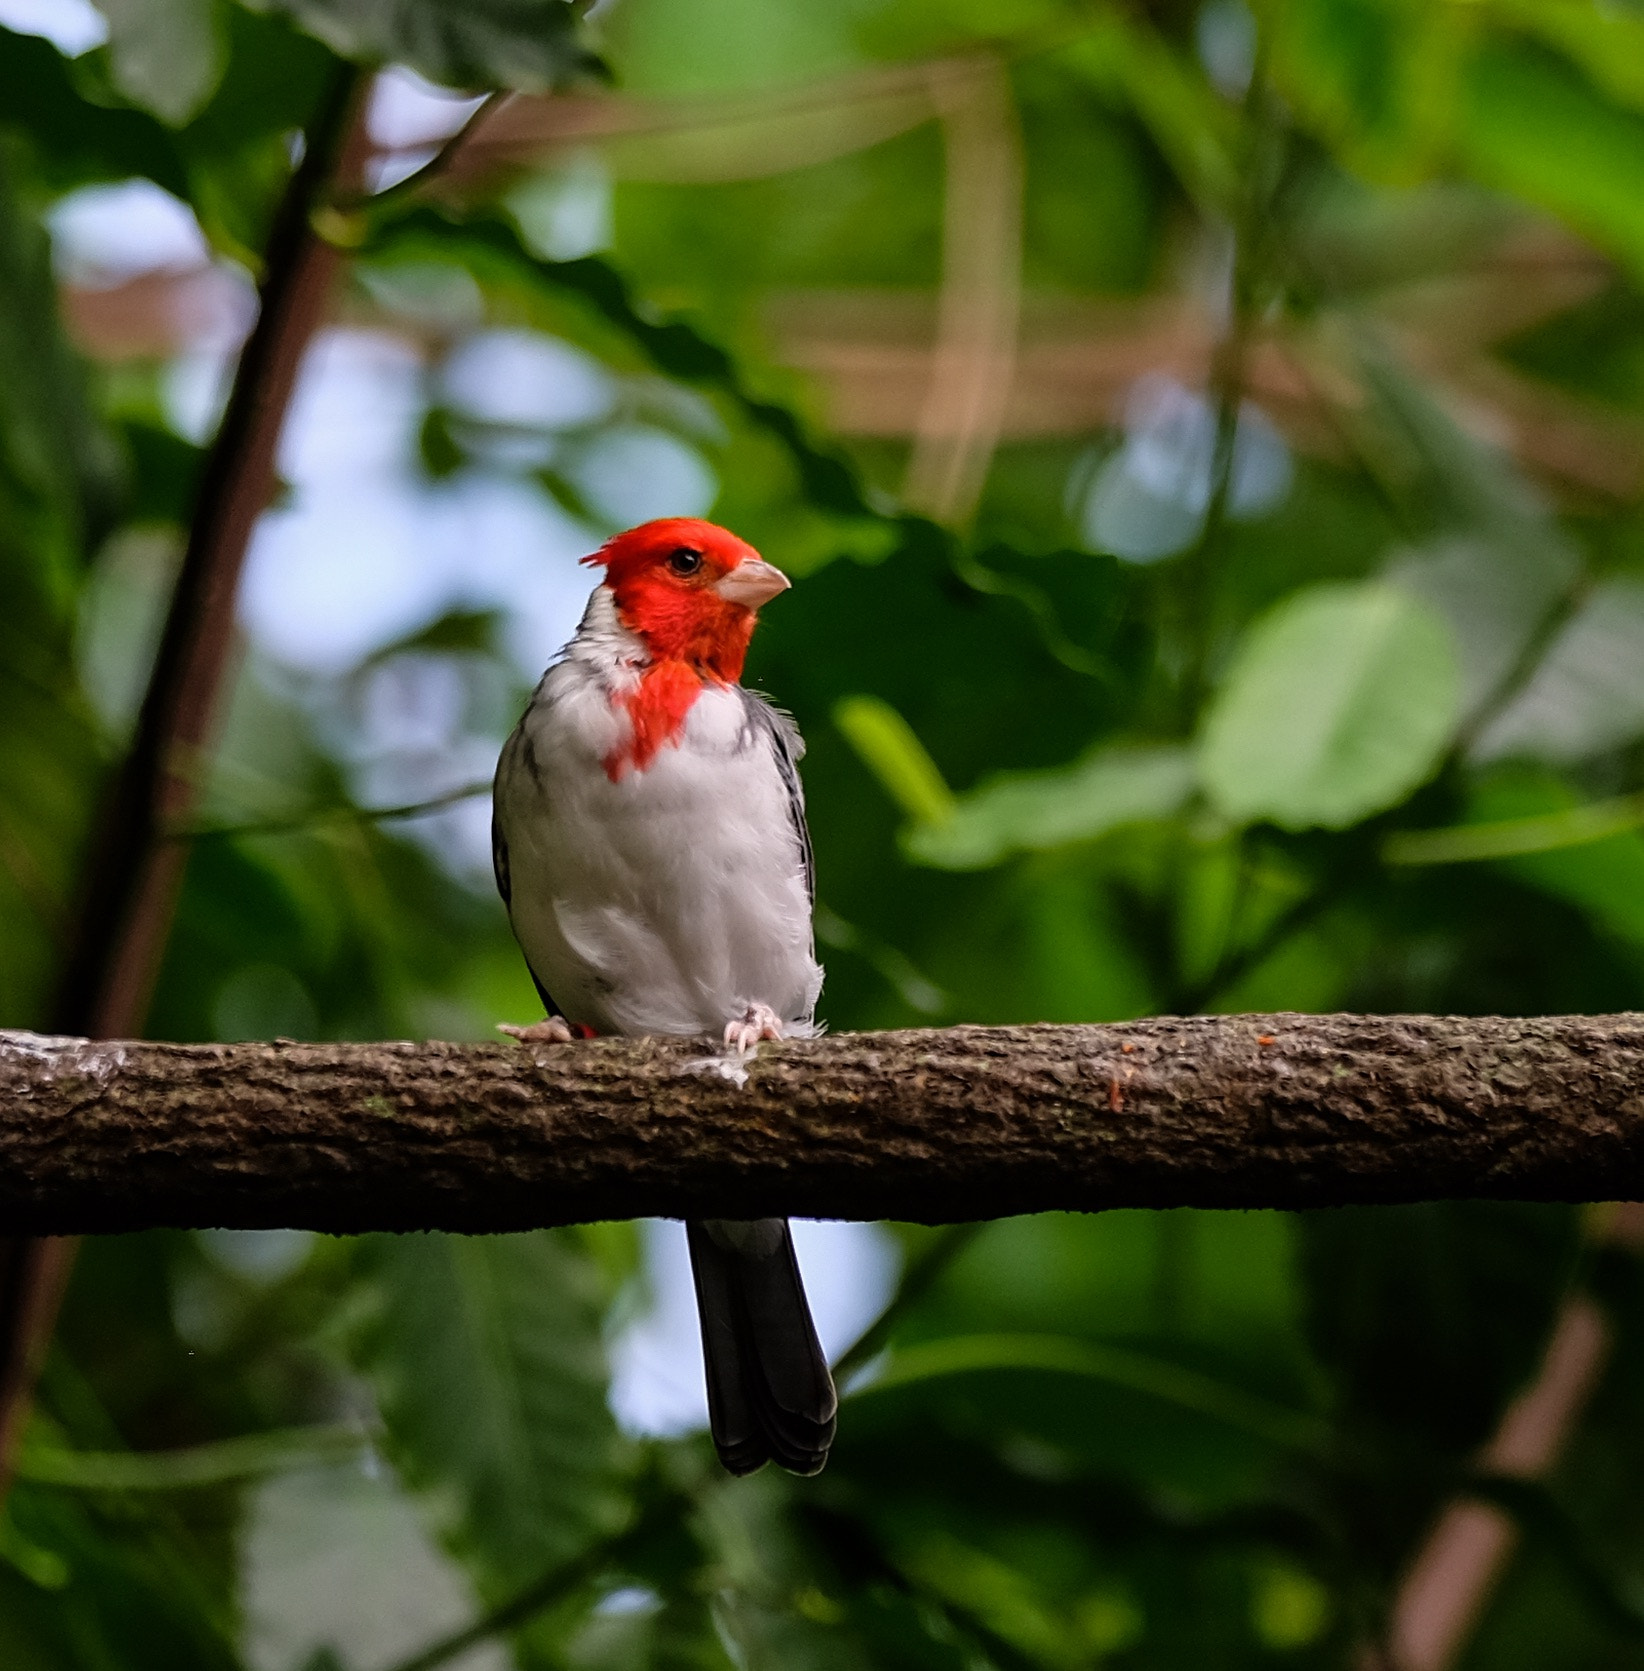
[{"xmin": 491, "ymin": 517, "xmax": 835, "ymax": 1475}]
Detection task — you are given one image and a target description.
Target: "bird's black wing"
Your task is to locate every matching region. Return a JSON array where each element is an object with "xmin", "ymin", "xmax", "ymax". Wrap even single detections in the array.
[{"xmin": 739, "ymin": 689, "xmax": 815, "ymax": 910}]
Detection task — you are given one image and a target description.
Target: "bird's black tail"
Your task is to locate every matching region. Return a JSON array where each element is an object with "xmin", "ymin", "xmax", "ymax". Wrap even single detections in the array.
[{"xmin": 686, "ymin": 1218, "xmax": 837, "ymax": 1476}]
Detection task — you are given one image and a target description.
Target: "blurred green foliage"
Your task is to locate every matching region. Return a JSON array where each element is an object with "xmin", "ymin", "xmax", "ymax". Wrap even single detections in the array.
[{"xmin": 7, "ymin": 0, "xmax": 1644, "ymax": 1665}]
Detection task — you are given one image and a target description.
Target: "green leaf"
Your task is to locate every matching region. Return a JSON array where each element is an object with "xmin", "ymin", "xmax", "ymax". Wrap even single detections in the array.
[
  {"xmin": 0, "ymin": 138, "xmax": 125, "ymax": 551},
  {"xmin": 1385, "ymin": 790, "xmax": 1644, "ymax": 867},
  {"xmin": 858, "ymin": 1334, "xmax": 1328, "ymax": 1454},
  {"xmin": 249, "ymin": 0, "xmax": 595, "ymax": 92},
  {"xmin": 1059, "ymin": 15, "xmax": 1238, "ymax": 214},
  {"xmin": 906, "ymin": 744, "xmax": 1193, "ymax": 870},
  {"xmin": 1198, "ymin": 582, "xmax": 1459, "ymax": 830},
  {"xmin": 348, "ymin": 1231, "xmax": 626, "ymax": 1595},
  {"xmin": 95, "ymin": 0, "xmax": 227, "ymax": 124},
  {"xmin": 15, "ymin": 1425, "xmax": 366, "ymax": 1490},
  {"xmin": 1461, "ymin": 37, "xmax": 1644, "ymax": 279},
  {"xmin": 0, "ymin": 29, "xmax": 189, "ymax": 193},
  {"xmin": 1466, "ymin": 767, "xmax": 1644, "ymax": 947},
  {"xmin": 1300, "ymin": 1201, "xmax": 1580, "ymax": 1450},
  {"xmin": 834, "ymin": 695, "xmax": 956, "ymax": 827}
]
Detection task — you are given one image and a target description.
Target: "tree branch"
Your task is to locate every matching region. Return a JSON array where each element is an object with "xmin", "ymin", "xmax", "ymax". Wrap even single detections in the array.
[
  {"xmin": 0, "ymin": 64, "xmax": 376, "ymax": 1504},
  {"xmin": 2, "ymin": 1013, "xmax": 1643, "ymax": 1234},
  {"xmin": 52, "ymin": 63, "xmax": 373, "ymax": 1038}
]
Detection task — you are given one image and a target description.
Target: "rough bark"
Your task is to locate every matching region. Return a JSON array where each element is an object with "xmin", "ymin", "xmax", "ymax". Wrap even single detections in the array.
[{"xmin": 1, "ymin": 1012, "xmax": 1642, "ymax": 1235}]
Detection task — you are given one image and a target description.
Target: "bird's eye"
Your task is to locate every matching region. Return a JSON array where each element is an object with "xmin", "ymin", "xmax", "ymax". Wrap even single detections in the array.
[{"xmin": 667, "ymin": 548, "xmax": 704, "ymax": 576}]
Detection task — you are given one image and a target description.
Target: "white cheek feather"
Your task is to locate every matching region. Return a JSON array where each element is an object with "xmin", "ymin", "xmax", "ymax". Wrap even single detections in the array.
[{"xmin": 495, "ymin": 592, "xmax": 823, "ymax": 1039}]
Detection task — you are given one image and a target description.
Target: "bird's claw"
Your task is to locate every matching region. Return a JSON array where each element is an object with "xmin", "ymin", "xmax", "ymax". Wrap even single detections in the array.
[
  {"xmin": 498, "ymin": 1017, "xmax": 576, "ymax": 1044},
  {"xmin": 724, "ymin": 1003, "xmax": 784, "ymax": 1056}
]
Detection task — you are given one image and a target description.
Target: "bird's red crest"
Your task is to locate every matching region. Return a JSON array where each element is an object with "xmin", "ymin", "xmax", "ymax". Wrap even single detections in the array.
[{"xmin": 586, "ymin": 519, "xmax": 790, "ymax": 779}]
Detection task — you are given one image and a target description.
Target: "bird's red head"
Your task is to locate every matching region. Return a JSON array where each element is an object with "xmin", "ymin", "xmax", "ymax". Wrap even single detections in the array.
[{"xmin": 583, "ymin": 517, "xmax": 790, "ymax": 682}]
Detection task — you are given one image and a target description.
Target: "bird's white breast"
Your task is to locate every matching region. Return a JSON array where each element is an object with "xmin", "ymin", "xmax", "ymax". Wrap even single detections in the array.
[{"xmin": 494, "ymin": 627, "xmax": 822, "ymax": 1039}]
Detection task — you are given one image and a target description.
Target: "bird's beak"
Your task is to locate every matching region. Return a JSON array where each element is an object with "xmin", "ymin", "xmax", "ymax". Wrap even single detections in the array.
[{"xmin": 713, "ymin": 557, "xmax": 791, "ymax": 609}]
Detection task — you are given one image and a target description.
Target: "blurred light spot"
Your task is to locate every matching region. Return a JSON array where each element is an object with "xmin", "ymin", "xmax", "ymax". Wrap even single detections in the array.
[
  {"xmin": 1197, "ymin": 0, "xmax": 1257, "ymax": 101},
  {"xmin": 197, "ymin": 1228, "xmax": 316, "ymax": 1285},
  {"xmin": 244, "ymin": 484, "xmax": 449, "ymax": 672},
  {"xmin": 0, "ymin": 0, "xmax": 106, "ymax": 55},
  {"xmin": 442, "ymin": 328, "xmax": 614, "ymax": 432},
  {"xmin": 608, "ymin": 1218, "xmax": 898, "ymax": 1437},
  {"xmin": 368, "ymin": 64, "xmax": 485, "ymax": 149},
  {"xmin": 569, "ymin": 424, "xmax": 717, "ymax": 528},
  {"xmin": 1077, "ymin": 1589, "xmax": 1146, "ymax": 1656},
  {"xmin": 1074, "ymin": 374, "xmax": 1291, "ymax": 563},
  {"xmin": 322, "ymin": 650, "xmax": 513, "ymax": 879},
  {"xmin": 243, "ymin": 1464, "xmax": 509, "ymax": 1671},
  {"xmin": 1250, "ymin": 1562, "xmax": 1330, "ymax": 1649},
  {"xmin": 48, "ymin": 178, "xmax": 210, "ymax": 288},
  {"xmin": 163, "ymin": 348, "xmax": 235, "ymax": 442},
  {"xmin": 429, "ymin": 473, "xmax": 599, "ymax": 674},
  {"xmin": 593, "ymin": 1586, "xmax": 662, "ymax": 1618},
  {"xmin": 213, "ymin": 964, "xmax": 320, "ymax": 1042},
  {"xmin": 280, "ymin": 328, "xmax": 425, "ymax": 483},
  {"xmin": 508, "ymin": 152, "xmax": 614, "ymax": 261},
  {"xmin": 357, "ymin": 652, "xmax": 470, "ymax": 755}
]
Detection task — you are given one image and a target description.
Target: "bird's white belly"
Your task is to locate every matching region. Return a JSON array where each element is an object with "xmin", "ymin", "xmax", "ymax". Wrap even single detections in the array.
[{"xmin": 498, "ymin": 678, "xmax": 821, "ymax": 1038}]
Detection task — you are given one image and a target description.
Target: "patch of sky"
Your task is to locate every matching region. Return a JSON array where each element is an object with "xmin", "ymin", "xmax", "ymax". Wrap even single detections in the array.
[
  {"xmin": 440, "ymin": 327, "xmax": 616, "ymax": 467},
  {"xmin": 241, "ymin": 332, "xmax": 602, "ymax": 679},
  {"xmin": 196, "ymin": 1227, "xmax": 316, "ymax": 1285},
  {"xmin": 1071, "ymin": 373, "xmax": 1292, "ymax": 563},
  {"xmin": 568, "ymin": 423, "xmax": 719, "ymax": 528},
  {"xmin": 608, "ymin": 1218, "xmax": 898, "ymax": 1436},
  {"xmin": 199, "ymin": 305, "xmax": 723, "ymax": 877},
  {"xmin": 47, "ymin": 177, "xmax": 210, "ymax": 287},
  {"xmin": 365, "ymin": 64, "xmax": 486, "ymax": 193},
  {"xmin": 164, "ymin": 350, "xmax": 237, "ymax": 442},
  {"xmin": 0, "ymin": 0, "xmax": 106, "ymax": 54},
  {"xmin": 1197, "ymin": 0, "xmax": 1257, "ymax": 101}
]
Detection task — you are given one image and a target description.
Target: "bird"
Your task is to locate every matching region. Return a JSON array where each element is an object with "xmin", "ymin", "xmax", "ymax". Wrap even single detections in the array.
[{"xmin": 490, "ymin": 516, "xmax": 837, "ymax": 1476}]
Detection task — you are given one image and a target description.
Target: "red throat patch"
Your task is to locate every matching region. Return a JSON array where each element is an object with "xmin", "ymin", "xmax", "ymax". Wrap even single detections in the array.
[{"xmin": 604, "ymin": 661, "xmax": 707, "ymax": 780}]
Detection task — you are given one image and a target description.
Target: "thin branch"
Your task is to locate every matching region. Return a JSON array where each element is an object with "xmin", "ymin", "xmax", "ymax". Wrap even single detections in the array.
[
  {"xmin": 833, "ymin": 1223, "xmax": 983, "ymax": 1383},
  {"xmin": 52, "ymin": 62, "xmax": 374, "ymax": 1038},
  {"xmin": 3, "ymin": 1015, "xmax": 1644, "ymax": 1233},
  {"xmin": 353, "ymin": 90, "xmax": 511, "ymax": 218},
  {"xmin": 1378, "ymin": 1204, "xmax": 1644, "ymax": 1671},
  {"xmin": 1448, "ymin": 570, "xmax": 1591, "ymax": 765},
  {"xmin": 0, "ymin": 64, "xmax": 376, "ymax": 1507},
  {"xmin": 1385, "ymin": 791, "xmax": 1644, "ymax": 867},
  {"xmin": 166, "ymin": 780, "xmax": 492, "ymax": 844},
  {"xmin": 17, "ymin": 1423, "xmax": 367, "ymax": 1491},
  {"xmin": 378, "ymin": 1505, "xmax": 669, "ymax": 1671},
  {"xmin": 901, "ymin": 54, "xmax": 1024, "ymax": 523}
]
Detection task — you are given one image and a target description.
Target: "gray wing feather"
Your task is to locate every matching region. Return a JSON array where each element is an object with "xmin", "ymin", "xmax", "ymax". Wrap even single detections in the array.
[{"xmin": 739, "ymin": 689, "xmax": 815, "ymax": 909}]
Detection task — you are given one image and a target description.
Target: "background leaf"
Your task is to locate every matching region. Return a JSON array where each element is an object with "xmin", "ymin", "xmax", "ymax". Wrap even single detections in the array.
[
  {"xmin": 1198, "ymin": 583, "xmax": 1460, "ymax": 830},
  {"xmin": 250, "ymin": 0, "xmax": 595, "ymax": 91},
  {"xmin": 96, "ymin": 0, "xmax": 227, "ymax": 125},
  {"xmin": 347, "ymin": 1231, "xmax": 627, "ymax": 1596}
]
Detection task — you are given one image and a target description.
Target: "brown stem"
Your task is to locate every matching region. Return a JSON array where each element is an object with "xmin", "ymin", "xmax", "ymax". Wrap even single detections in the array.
[
  {"xmin": 53, "ymin": 64, "xmax": 373, "ymax": 1038},
  {"xmin": 1377, "ymin": 1203, "xmax": 1644, "ymax": 1670},
  {"xmin": 0, "ymin": 64, "xmax": 374, "ymax": 1503},
  {"xmin": 3, "ymin": 1015, "xmax": 1644, "ymax": 1233}
]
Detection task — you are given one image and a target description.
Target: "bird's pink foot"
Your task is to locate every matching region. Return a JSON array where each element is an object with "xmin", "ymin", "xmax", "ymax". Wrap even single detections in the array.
[
  {"xmin": 724, "ymin": 1002, "xmax": 784, "ymax": 1055},
  {"xmin": 499, "ymin": 1017, "xmax": 582, "ymax": 1044}
]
